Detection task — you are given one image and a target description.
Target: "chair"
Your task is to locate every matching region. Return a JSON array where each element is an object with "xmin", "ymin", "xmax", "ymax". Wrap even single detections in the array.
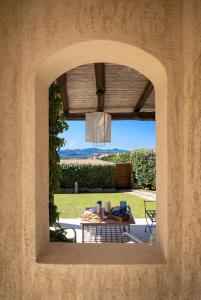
[
  {"xmin": 50, "ymin": 222, "xmax": 77, "ymax": 243},
  {"xmin": 144, "ymin": 200, "xmax": 156, "ymax": 233}
]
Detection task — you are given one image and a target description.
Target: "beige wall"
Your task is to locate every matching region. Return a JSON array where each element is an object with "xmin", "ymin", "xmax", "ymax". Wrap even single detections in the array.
[
  {"xmin": 181, "ymin": 0, "xmax": 201, "ymax": 298},
  {"xmin": 0, "ymin": 0, "xmax": 201, "ymax": 299},
  {"xmin": 0, "ymin": 1, "xmax": 23, "ymax": 298}
]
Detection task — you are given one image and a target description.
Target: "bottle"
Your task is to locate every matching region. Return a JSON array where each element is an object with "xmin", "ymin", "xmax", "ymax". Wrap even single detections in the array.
[
  {"xmin": 120, "ymin": 200, "xmax": 127, "ymax": 216},
  {"xmin": 97, "ymin": 201, "xmax": 102, "ymax": 217},
  {"xmin": 105, "ymin": 201, "xmax": 111, "ymax": 215}
]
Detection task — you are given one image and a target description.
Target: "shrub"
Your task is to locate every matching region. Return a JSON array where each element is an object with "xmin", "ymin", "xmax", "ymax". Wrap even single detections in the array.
[
  {"xmin": 49, "ymin": 229, "xmax": 74, "ymax": 242},
  {"xmin": 130, "ymin": 149, "xmax": 156, "ymax": 190},
  {"xmin": 60, "ymin": 164, "xmax": 116, "ymax": 189},
  {"xmin": 101, "ymin": 152, "xmax": 130, "ymax": 164},
  {"xmin": 49, "ymin": 202, "xmax": 58, "ymax": 225}
]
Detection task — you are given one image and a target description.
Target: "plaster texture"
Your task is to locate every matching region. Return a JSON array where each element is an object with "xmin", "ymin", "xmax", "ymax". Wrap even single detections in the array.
[{"xmin": 0, "ymin": 0, "xmax": 201, "ymax": 299}]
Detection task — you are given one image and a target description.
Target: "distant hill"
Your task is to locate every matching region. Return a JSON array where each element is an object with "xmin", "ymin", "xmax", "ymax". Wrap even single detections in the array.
[{"xmin": 59, "ymin": 148, "xmax": 129, "ymax": 159}]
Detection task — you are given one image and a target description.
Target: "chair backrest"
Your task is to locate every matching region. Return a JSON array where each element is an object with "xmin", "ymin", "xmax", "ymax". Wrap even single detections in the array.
[{"xmin": 144, "ymin": 200, "xmax": 156, "ymax": 212}]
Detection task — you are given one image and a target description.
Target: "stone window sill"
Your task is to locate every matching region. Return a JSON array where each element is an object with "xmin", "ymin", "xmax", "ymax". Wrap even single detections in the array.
[{"xmin": 37, "ymin": 243, "xmax": 166, "ymax": 265}]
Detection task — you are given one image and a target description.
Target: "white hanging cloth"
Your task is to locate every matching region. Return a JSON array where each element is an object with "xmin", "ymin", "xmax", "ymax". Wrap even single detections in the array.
[{"xmin": 85, "ymin": 112, "xmax": 111, "ymax": 144}]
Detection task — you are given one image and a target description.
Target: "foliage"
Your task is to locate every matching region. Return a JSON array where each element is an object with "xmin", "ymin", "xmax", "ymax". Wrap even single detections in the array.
[
  {"xmin": 49, "ymin": 81, "xmax": 68, "ymax": 199},
  {"xmin": 60, "ymin": 164, "xmax": 116, "ymax": 189},
  {"xmin": 101, "ymin": 149, "xmax": 156, "ymax": 190},
  {"xmin": 49, "ymin": 229, "xmax": 74, "ymax": 242},
  {"xmin": 131, "ymin": 149, "xmax": 156, "ymax": 190},
  {"xmin": 101, "ymin": 152, "xmax": 130, "ymax": 163},
  {"xmin": 49, "ymin": 202, "xmax": 58, "ymax": 225},
  {"xmin": 49, "ymin": 81, "xmax": 68, "ymax": 224}
]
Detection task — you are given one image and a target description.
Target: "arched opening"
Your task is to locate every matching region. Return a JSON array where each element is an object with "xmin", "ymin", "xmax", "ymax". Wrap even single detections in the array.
[
  {"xmin": 35, "ymin": 40, "xmax": 167, "ymax": 263},
  {"xmin": 51, "ymin": 62, "xmax": 156, "ymax": 243}
]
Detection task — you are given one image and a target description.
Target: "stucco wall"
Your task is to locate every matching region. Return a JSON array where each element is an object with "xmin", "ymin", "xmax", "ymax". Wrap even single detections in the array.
[
  {"xmin": 181, "ymin": 0, "xmax": 201, "ymax": 298},
  {"xmin": 0, "ymin": 0, "xmax": 201, "ymax": 299},
  {"xmin": 0, "ymin": 1, "xmax": 23, "ymax": 299}
]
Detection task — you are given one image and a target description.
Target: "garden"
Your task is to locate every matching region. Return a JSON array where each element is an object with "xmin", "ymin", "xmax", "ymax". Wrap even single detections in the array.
[
  {"xmin": 59, "ymin": 149, "xmax": 156, "ymax": 191},
  {"xmin": 49, "ymin": 81, "xmax": 156, "ymax": 227},
  {"xmin": 54, "ymin": 192, "xmax": 156, "ymax": 219}
]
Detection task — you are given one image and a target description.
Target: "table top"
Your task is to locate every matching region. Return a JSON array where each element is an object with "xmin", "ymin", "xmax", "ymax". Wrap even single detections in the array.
[{"xmin": 80, "ymin": 207, "xmax": 135, "ymax": 225}]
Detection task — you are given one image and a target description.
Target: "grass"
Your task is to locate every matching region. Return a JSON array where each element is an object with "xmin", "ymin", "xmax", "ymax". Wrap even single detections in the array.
[{"xmin": 54, "ymin": 193, "xmax": 156, "ymax": 219}]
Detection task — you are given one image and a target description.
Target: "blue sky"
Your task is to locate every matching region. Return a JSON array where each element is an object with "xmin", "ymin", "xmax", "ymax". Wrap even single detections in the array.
[{"xmin": 59, "ymin": 120, "xmax": 155, "ymax": 151}]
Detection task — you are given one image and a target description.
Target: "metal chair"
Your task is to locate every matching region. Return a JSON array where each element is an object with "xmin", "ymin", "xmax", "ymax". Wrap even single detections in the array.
[
  {"xmin": 144, "ymin": 200, "xmax": 156, "ymax": 233},
  {"xmin": 50, "ymin": 222, "xmax": 77, "ymax": 243}
]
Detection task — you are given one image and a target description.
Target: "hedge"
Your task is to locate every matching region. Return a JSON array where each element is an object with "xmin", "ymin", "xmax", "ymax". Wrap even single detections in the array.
[
  {"xmin": 60, "ymin": 164, "xmax": 116, "ymax": 189},
  {"xmin": 101, "ymin": 152, "xmax": 130, "ymax": 164},
  {"xmin": 102, "ymin": 149, "xmax": 156, "ymax": 190},
  {"xmin": 130, "ymin": 149, "xmax": 156, "ymax": 190}
]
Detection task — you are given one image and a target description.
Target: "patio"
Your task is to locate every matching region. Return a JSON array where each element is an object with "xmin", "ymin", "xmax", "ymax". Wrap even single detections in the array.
[
  {"xmin": 58, "ymin": 217, "xmax": 155, "ymax": 243},
  {"xmin": 53, "ymin": 190, "xmax": 156, "ymax": 243}
]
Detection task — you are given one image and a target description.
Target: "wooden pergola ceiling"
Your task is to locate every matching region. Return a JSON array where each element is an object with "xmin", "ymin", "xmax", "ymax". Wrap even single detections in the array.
[{"xmin": 56, "ymin": 63, "xmax": 155, "ymax": 121}]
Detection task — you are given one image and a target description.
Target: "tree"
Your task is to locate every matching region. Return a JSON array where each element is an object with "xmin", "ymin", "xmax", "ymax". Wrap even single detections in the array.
[{"xmin": 49, "ymin": 81, "xmax": 68, "ymax": 224}]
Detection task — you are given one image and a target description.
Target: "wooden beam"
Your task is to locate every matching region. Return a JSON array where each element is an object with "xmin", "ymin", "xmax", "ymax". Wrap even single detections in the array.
[
  {"xmin": 94, "ymin": 63, "xmax": 105, "ymax": 112},
  {"xmin": 134, "ymin": 80, "xmax": 154, "ymax": 112},
  {"xmin": 56, "ymin": 73, "xmax": 68, "ymax": 114},
  {"xmin": 63, "ymin": 112, "xmax": 155, "ymax": 121},
  {"xmin": 112, "ymin": 112, "xmax": 155, "ymax": 121}
]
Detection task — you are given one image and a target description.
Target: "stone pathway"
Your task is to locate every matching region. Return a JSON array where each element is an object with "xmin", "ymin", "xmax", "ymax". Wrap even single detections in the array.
[{"xmin": 119, "ymin": 189, "xmax": 156, "ymax": 201}]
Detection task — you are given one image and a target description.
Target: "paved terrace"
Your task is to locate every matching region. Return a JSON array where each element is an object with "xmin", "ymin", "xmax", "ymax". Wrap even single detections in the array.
[{"xmin": 59, "ymin": 218, "xmax": 155, "ymax": 243}]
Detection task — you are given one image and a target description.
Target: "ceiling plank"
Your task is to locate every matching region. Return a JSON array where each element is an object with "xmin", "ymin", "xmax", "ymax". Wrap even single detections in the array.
[
  {"xmin": 56, "ymin": 73, "xmax": 68, "ymax": 114},
  {"xmin": 63, "ymin": 112, "xmax": 155, "ymax": 121},
  {"xmin": 134, "ymin": 80, "xmax": 154, "ymax": 112},
  {"xmin": 94, "ymin": 63, "xmax": 105, "ymax": 112}
]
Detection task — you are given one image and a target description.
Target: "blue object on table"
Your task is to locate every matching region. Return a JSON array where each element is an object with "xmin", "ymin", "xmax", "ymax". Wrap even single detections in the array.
[
  {"xmin": 120, "ymin": 201, "xmax": 127, "ymax": 216},
  {"xmin": 120, "ymin": 208, "xmax": 126, "ymax": 216},
  {"xmin": 111, "ymin": 206, "xmax": 127, "ymax": 217},
  {"xmin": 97, "ymin": 200, "xmax": 102, "ymax": 206},
  {"xmin": 120, "ymin": 200, "xmax": 127, "ymax": 209}
]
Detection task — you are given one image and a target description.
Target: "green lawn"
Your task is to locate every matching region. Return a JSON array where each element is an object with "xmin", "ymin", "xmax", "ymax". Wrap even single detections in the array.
[{"xmin": 54, "ymin": 193, "xmax": 156, "ymax": 219}]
